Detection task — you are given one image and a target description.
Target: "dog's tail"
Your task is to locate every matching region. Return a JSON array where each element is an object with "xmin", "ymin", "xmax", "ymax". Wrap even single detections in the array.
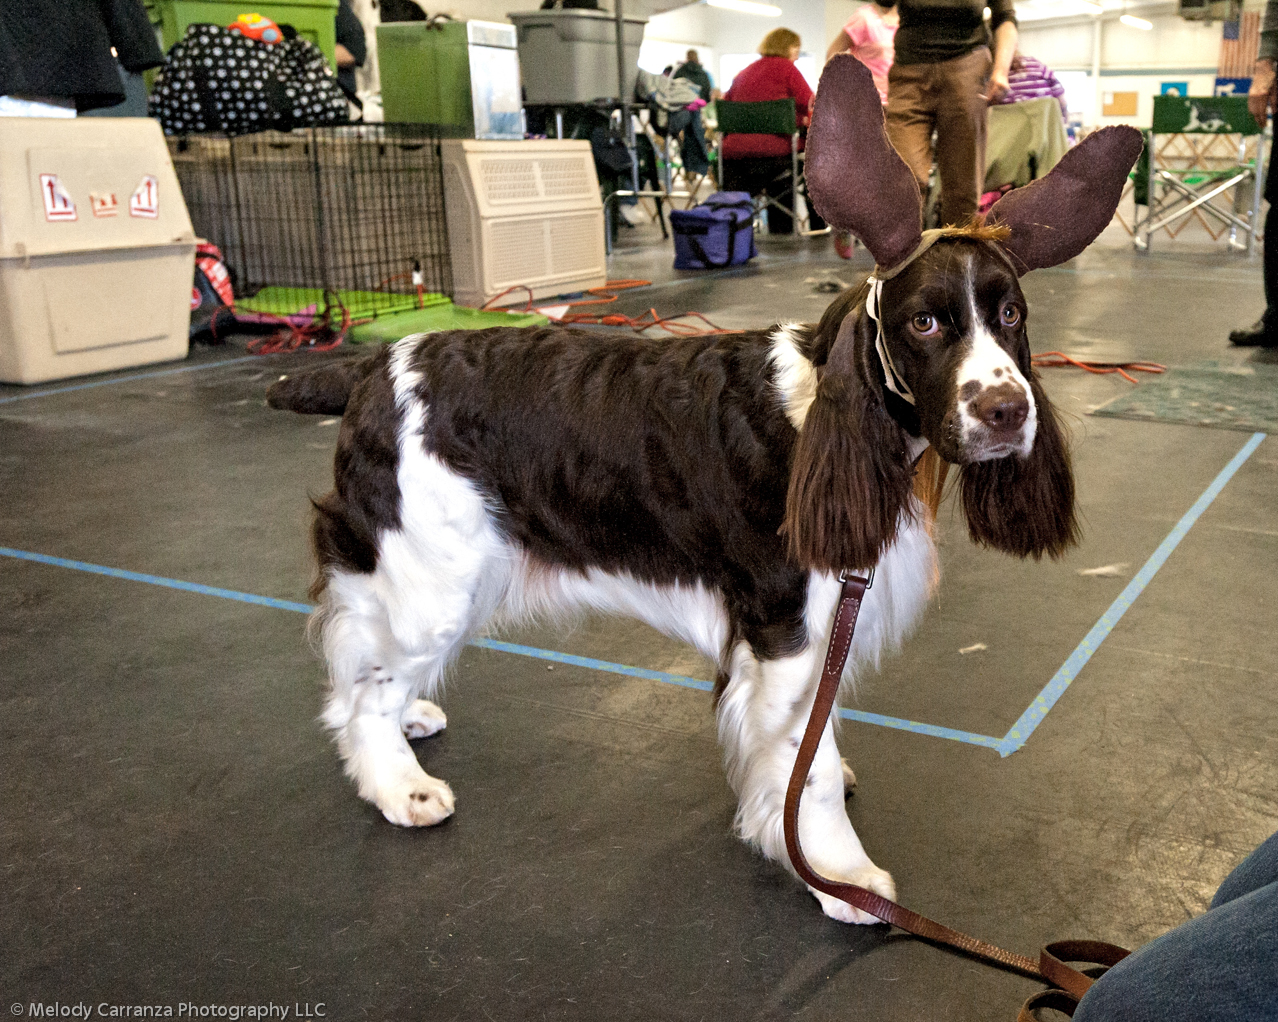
[{"xmin": 265, "ymin": 357, "xmax": 378, "ymax": 415}]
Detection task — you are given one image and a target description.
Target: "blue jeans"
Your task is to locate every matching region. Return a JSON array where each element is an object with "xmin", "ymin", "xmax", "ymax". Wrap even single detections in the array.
[{"xmin": 1074, "ymin": 830, "xmax": 1278, "ymax": 1021}]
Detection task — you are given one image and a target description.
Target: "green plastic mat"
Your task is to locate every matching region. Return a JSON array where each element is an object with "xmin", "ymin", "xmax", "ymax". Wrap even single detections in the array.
[
  {"xmin": 1090, "ymin": 360, "xmax": 1278, "ymax": 433},
  {"xmin": 347, "ymin": 301, "xmax": 548, "ymax": 343}
]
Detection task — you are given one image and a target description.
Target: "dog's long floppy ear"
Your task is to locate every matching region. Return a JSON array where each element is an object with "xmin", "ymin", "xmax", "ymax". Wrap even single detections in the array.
[
  {"xmin": 960, "ymin": 372, "xmax": 1078, "ymax": 559},
  {"xmin": 985, "ymin": 126, "xmax": 1144, "ymax": 274},
  {"xmin": 783, "ymin": 299, "xmax": 916, "ymax": 572},
  {"xmin": 805, "ymin": 55, "xmax": 923, "ymax": 271}
]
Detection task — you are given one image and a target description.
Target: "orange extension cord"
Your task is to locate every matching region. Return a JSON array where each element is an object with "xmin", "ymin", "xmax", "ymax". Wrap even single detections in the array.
[
  {"xmin": 481, "ymin": 280, "xmax": 734, "ymax": 336},
  {"xmin": 240, "ymin": 277, "xmax": 1167, "ymax": 378},
  {"xmin": 245, "ymin": 304, "xmax": 351, "ymax": 355},
  {"xmin": 1031, "ymin": 351, "xmax": 1166, "ymax": 384}
]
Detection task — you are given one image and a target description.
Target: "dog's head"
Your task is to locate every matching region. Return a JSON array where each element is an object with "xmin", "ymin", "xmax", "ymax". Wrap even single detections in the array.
[
  {"xmin": 870, "ymin": 225, "xmax": 1036, "ymax": 465},
  {"xmin": 783, "ymin": 56, "xmax": 1142, "ymax": 572}
]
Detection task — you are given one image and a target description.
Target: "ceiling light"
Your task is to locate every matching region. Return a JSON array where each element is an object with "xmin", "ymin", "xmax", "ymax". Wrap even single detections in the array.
[
  {"xmin": 1079, "ymin": 1, "xmax": 1103, "ymax": 12},
  {"xmin": 1120, "ymin": 13, "xmax": 1153, "ymax": 28},
  {"xmin": 706, "ymin": 0, "xmax": 783, "ymax": 15}
]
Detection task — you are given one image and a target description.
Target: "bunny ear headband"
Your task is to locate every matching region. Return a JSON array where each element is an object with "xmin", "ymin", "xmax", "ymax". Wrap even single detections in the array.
[
  {"xmin": 804, "ymin": 56, "xmax": 1143, "ymax": 406},
  {"xmin": 805, "ymin": 55, "xmax": 1143, "ymax": 281}
]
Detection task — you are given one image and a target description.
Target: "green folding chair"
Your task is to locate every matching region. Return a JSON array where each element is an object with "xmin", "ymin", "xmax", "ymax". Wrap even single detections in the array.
[
  {"xmin": 1132, "ymin": 95, "xmax": 1268, "ymax": 254},
  {"xmin": 715, "ymin": 98, "xmax": 817, "ymax": 236}
]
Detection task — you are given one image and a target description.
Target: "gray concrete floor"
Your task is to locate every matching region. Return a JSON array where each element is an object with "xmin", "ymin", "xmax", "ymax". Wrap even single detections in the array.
[{"xmin": 2, "ymin": 219, "xmax": 1275, "ymax": 1020}]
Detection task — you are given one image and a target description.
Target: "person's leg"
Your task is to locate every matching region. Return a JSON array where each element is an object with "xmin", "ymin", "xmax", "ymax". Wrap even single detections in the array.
[
  {"xmin": 763, "ymin": 156, "xmax": 795, "ymax": 234},
  {"xmin": 885, "ymin": 62, "xmax": 936, "ymax": 199},
  {"xmin": 722, "ymin": 157, "xmax": 780, "ymax": 232},
  {"xmin": 1229, "ymin": 181, "xmax": 1278, "ymax": 345},
  {"xmin": 932, "ymin": 46, "xmax": 992, "ymax": 227},
  {"xmin": 1073, "ymin": 882, "xmax": 1278, "ymax": 1021},
  {"xmin": 1075, "ymin": 831, "xmax": 1278, "ymax": 1022},
  {"xmin": 720, "ymin": 157, "xmax": 761, "ymax": 195},
  {"xmin": 1213, "ymin": 829, "xmax": 1278, "ymax": 908},
  {"xmin": 802, "ymin": 171, "xmax": 826, "ymax": 232},
  {"xmin": 681, "ymin": 111, "xmax": 710, "ymax": 177},
  {"xmin": 1267, "ymin": 200, "xmax": 1277, "ymax": 314}
]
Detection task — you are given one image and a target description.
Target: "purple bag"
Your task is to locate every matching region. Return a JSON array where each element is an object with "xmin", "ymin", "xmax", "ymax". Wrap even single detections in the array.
[{"xmin": 670, "ymin": 191, "xmax": 757, "ymax": 269}]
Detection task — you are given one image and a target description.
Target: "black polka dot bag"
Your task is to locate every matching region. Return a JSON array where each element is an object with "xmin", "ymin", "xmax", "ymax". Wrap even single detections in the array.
[{"xmin": 150, "ymin": 24, "xmax": 349, "ymax": 135}]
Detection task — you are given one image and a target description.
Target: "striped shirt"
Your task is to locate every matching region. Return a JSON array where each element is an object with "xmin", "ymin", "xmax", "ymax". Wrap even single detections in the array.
[{"xmin": 996, "ymin": 54, "xmax": 1066, "ymax": 113}]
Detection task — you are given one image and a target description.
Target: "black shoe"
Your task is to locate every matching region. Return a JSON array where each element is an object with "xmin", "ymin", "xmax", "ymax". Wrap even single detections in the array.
[{"xmin": 1229, "ymin": 317, "xmax": 1278, "ymax": 347}]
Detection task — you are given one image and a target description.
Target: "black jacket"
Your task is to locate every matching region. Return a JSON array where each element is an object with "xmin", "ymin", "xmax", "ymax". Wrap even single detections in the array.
[{"xmin": 0, "ymin": 0, "xmax": 164, "ymax": 111}]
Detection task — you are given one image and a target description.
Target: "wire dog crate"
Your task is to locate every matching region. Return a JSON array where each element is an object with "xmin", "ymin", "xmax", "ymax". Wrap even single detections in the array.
[{"xmin": 169, "ymin": 124, "xmax": 453, "ymax": 332}]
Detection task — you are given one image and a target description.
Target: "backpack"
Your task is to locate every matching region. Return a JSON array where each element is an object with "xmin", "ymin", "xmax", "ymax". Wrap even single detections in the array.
[
  {"xmin": 150, "ymin": 24, "xmax": 348, "ymax": 135},
  {"xmin": 669, "ymin": 192, "xmax": 757, "ymax": 270},
  {"xmin": 190, "ymin": 241, "xmax": 237, "ymax": 342}
]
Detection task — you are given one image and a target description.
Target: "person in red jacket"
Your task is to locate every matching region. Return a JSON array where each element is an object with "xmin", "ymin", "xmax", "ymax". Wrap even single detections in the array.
[{"xmin": 719, "ymin": 28, "xmax": 823, "ymax": 235}]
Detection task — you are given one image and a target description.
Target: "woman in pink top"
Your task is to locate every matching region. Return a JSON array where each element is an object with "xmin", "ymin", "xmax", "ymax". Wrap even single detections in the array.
[
  {"xmin": 826, "ymin": 2, "xmax": 898, "ymax": 106},
  {"xmin": 826, "ymin": 3, "xmax": 897, "ymax": 256}
]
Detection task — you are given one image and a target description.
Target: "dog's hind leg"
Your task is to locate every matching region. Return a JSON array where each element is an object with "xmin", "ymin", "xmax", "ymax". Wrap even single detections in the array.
[{"xmin": 717, "ymin": 641, "xmax": 895, "ymax": 924}]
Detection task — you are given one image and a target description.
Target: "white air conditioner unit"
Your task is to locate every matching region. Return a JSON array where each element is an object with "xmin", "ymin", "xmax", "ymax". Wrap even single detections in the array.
[{"xmin": 441, "ymin": 139, "xmax": 607, "ymax": 309}]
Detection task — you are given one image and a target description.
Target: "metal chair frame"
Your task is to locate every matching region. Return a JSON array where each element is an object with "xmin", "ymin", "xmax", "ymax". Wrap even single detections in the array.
[{"xmin": 1129, "ymin": 95, "xmax": 1269, "ymax": 254}]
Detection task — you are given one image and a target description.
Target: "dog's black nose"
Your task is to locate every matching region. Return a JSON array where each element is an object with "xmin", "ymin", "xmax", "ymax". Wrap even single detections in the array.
[{"xmin": 970, "ymin": 383, "xmax": 1029, "ymax": 433}]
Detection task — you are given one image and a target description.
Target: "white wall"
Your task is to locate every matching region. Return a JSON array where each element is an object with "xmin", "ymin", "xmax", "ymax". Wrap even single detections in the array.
[
  {"xmin": 1019, "ymin": 12, "xmax": 1224, "ymax": 126},
  {"xmin": 646, "ymin": 0, "xmax": 831, "ymax": 90},
  {"xmin": 427, "ymin": 0, "xmax": 833, "ymax": 90}
]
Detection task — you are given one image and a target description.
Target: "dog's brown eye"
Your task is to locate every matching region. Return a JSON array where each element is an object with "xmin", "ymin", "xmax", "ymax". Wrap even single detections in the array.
[
  {"xmin": 1001, "ymin": 304, "xmax": 1021, "ymax": 327},
  {"xmin": 911, "ymin": 313, "xmax": 938, "ymax": 336}
]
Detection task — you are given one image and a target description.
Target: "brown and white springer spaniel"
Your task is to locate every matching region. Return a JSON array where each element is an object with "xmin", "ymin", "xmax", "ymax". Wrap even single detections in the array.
[{"xmin": 269, "ymin": 59, "xmax": 1141, "ymax": 923}]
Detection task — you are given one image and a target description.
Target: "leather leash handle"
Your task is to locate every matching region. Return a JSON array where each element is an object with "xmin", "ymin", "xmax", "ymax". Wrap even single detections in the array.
[{"xmin": 782, "ymin": 574, "xmax": 1130, "ymax": 994}]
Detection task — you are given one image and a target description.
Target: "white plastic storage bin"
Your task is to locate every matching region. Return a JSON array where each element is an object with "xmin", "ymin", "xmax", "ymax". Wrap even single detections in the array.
[
  {"xmin": 0, "ymin": 117, "xmax": 195, "ymax": 385},
  {"xmin": 508, "ymin": 9, "xmax": 647, "ymax": 106},
  {"xmin": 442, "ymin": 139, "xmax": 606, "ymax": 309}
]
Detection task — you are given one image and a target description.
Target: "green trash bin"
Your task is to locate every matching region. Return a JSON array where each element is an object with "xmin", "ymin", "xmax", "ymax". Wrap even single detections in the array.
[
  {"xmin": 378, "ymin": 20, "xmax": 524, "ymax": 139},
  {"xmin": 147, "ymin": 0, "xmax": 339, "ymax": 69}
]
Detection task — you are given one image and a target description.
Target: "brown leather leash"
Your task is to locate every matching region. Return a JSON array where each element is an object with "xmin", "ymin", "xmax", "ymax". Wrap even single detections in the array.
[{"xmin": 783, "ymin": 571, "xmax": 1131, "ymax": 1018}]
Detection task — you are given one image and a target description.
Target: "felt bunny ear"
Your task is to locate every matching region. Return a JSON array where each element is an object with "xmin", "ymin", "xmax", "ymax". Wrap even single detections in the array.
[
  {"xmin": 984, "ymin": 126, "xmax": 1144, "ymax": 275},
  {"xmin": 805, "ymin": 54, "xmax": 923, "ymax": 271}
]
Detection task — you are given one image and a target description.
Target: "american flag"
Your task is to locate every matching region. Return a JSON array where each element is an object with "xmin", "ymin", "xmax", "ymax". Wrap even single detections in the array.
[{"xmin": 1219, "ymin": 11, "xmax": 1261, "ymax": 78}]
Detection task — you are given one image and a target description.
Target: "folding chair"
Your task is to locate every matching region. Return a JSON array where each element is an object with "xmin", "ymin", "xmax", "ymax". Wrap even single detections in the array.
[
  {"xmin": 715, "ymin": 98, "xmax": 821, "ymax": 236},
  {"xmin": 1130, "ymin": 95, "xmax": 1268, "ymax": 254}
]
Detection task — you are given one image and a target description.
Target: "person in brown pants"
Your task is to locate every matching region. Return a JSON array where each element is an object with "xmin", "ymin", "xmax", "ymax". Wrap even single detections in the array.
[{"xmin": 885, "ymin": 0, "xmax": 1017, "ymax": 228}]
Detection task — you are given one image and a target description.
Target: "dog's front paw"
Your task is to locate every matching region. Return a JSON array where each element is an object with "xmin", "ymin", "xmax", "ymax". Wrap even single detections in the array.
[
  {"xmin": 810, "ymin": 864, "xmax": 896, "ymax": 925},
  {"xmin": 401, "ymin": 699, "xmax": 448, "ymax": 739},
  {"xmin": 377, "ymin": 772, "xmax": 455, "ymax": 827}
]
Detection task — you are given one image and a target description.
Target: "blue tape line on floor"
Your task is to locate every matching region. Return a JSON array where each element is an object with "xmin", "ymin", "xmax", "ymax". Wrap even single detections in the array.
[
  {"xmin": 996, "ymin": 431, "xmax": 1267, "ymax": 757},
  {"xmin": 0, "ymin": 547, "xmax": 313, "ymax": 614},
  {"xmin": 3, "ymin": 425, "xmax": 1263, "ymax": 757},
  {"xmin": 471, "ymin": 638, "xmax": 715, "ymax": 692},
  {"xmin": 0, "ymin": 356, "xmax": 262, "ymax": 406},
  {"xmin": 837, "ymin": 708, "xmax": 1004, "ymax": 750}
]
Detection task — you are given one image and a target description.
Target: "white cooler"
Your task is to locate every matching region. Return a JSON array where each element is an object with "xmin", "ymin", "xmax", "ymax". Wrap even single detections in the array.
[{"xmin": 0, "ymin": 117, "xmax": 196, "ymax": 385}]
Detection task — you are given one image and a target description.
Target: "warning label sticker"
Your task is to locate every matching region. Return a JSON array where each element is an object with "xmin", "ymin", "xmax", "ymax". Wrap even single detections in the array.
[
  {"xmin": 91, "ymin": 192, "xmax": 120, "ymax": 218},
  {"xmin": 130, "ymin": 175, "xmax": 159, "ymax": 218},
  {"xmin": 40, "ymin": 174, "xmax": 77, "ymax": 221}
]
